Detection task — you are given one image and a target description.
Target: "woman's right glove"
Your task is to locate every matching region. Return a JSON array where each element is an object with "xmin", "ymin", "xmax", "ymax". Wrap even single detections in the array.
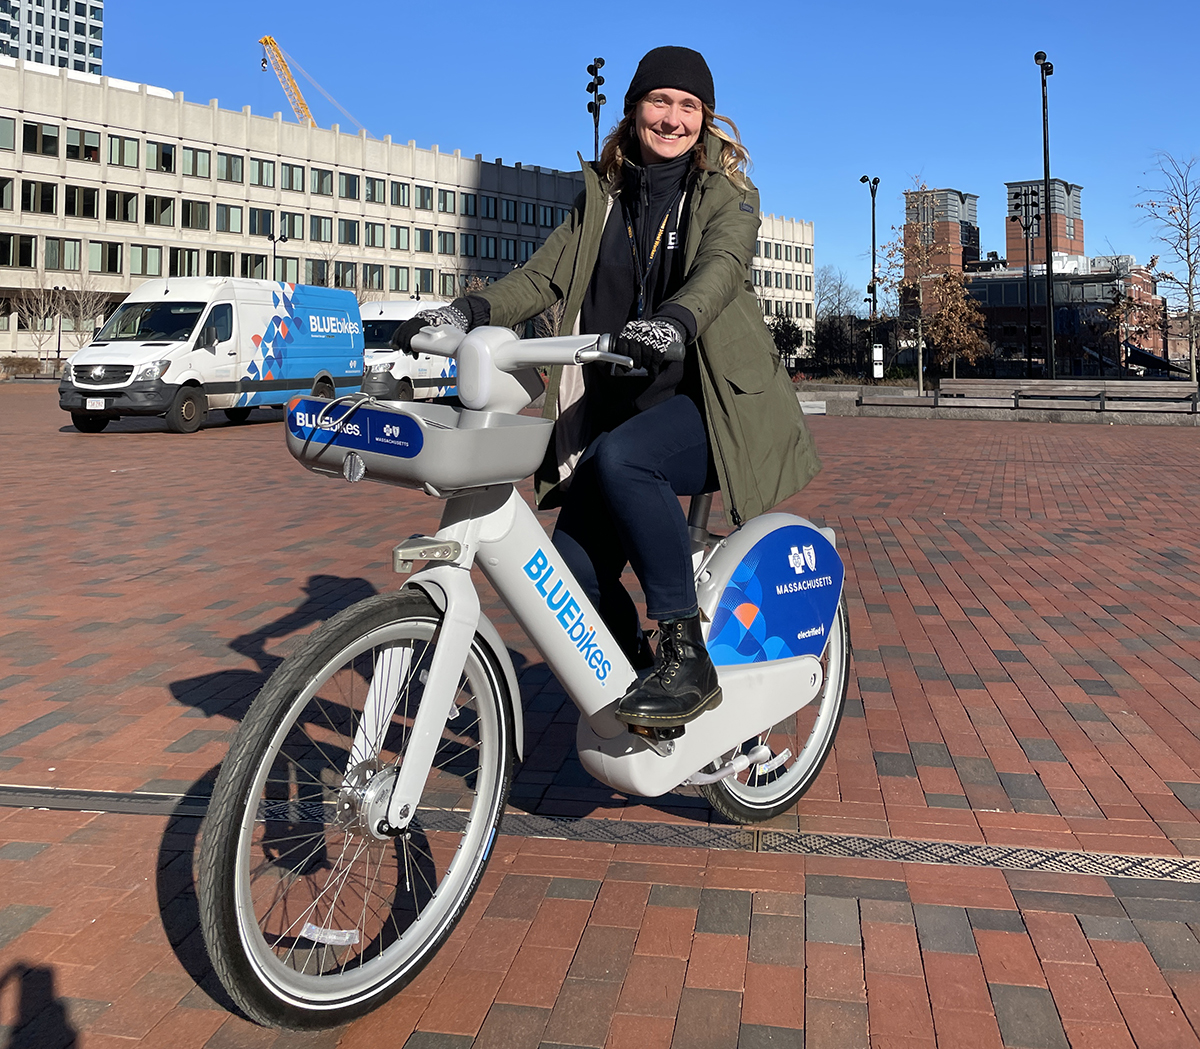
[
  {"xmin": 614, "ymin": 318, "xmax": 686, "ymax": 376},
  {"xmin": 392, "ymin": 303, "xmax": 470, "ymax": 355}
]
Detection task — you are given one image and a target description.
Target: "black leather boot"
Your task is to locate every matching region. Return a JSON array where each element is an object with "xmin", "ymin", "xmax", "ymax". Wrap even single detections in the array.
[{"xmin": 616, "ymin": 614, "xmax": 722, "ymax": 728}]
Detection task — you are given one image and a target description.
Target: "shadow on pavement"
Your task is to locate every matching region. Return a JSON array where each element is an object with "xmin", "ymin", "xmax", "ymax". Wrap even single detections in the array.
[
  {"xmin": 56, "ymin": 407, "xmax": 286, "ymax": 436},
  {"xmin": 0, "ymin": 963, "xmax": 78, "ymax": 1048}
]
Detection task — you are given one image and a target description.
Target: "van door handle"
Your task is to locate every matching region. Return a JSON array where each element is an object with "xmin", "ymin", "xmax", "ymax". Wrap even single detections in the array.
[{"xmin": 226, "ymin": 349, "xmax": 237, "ymax": 356}]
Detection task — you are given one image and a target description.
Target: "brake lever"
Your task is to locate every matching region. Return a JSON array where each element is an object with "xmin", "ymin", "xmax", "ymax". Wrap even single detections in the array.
[{"xmin": 576, "ymin": 348, "xmax": 635, "ymax": 369}]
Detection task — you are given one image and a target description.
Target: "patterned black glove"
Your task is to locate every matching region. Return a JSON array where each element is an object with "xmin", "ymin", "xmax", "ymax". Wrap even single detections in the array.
[
  {"xmin": 392, "ymin": 303, "xmax": 470, "ymax": 356},
  {"xmin": 614, "ymin": 318, "xmax": 686, "ymax": 376}
]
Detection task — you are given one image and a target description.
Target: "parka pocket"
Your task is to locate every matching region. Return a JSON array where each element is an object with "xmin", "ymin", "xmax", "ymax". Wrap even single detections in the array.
[{"xmin": 724, "ymin": 353, "xmax": 774, "ymax": 395}]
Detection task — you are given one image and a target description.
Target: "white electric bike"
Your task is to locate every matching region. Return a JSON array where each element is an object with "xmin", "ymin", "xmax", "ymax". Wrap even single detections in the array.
[{"xmin": 197, "ymin": 325, "xmax": 851, "ymax": 1029}]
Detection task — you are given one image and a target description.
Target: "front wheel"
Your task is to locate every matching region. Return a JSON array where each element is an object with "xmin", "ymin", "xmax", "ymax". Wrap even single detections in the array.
[
  {"xmin": 701, "ymin": 595, "xmax": 850, "ymax": 823},
  {"xmin": 166, "ymin": 385, "xmax": 206, "ymax": 434},
  {"xmin": 198, "ymin": 590, "xmax": 514, "ymax": 1029}
]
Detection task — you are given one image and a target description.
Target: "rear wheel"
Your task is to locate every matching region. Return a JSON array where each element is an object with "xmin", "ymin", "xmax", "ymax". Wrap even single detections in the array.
[
  {"xmin": 71, "ymin": 412, "xmax": 109, "ymax": 433},
  {"xmin": 166, "ymin": 385, "xmax": 206, "ymax": 434},
  {"xmin": 701, "ymin": 596, "xmax": 850, "ymax": 823},
  {"xmin": 224, "ymin": 407, "xmax": 253, "ymax": 424},
  {"xmin": 198, "ymin": 590, "xmax": 514, "ymax": 1029},
  {"xmin": 312, "ymin": 379, "xmax": 336, "ymax": 400},
  {"xmin": 394, "ymin": 379, "xmax": 414, "ymax": 402}
]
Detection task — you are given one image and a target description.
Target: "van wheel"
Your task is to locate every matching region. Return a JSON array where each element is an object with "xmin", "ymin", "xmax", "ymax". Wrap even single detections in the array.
[
  {"xmin": 224, "ymin": 407, "xmax": 252, "ymax": 424},
  {"xmin": 396, "ymin": 379, "xmax": 414, "ymax": 401},
  {"xmin": 71, "ymin": 412, "xmax": 109, "ymax": 433},
  {"xmin": 167, "ymin": 386, "xmax": 206, "ymax": 434},
  {"xmin": 312, "ymin": 379, "xmax": 336, "ymax": 400}
]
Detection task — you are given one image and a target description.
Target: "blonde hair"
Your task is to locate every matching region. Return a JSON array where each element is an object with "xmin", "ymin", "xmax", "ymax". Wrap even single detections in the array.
[{"xmin": 598, "ymin": 101, "xmax": 751, "ymax": 193}]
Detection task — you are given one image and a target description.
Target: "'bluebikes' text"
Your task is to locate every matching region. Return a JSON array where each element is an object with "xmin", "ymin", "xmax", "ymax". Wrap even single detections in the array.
[{"xmin": 523, "ymin": 549, "xmax": 611, "ymax": 682}]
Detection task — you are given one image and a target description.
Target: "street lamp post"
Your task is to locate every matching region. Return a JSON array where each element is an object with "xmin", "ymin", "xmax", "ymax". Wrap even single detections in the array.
[
  {"xmin": 267, "ymin": 232, "xmax": 289, "ymax": 281},
  {"xmin": 53, "ymin": 284, "xmax": 65, "ymax": 368},
  {"xmin": 860, "ymin": 175, "xmax": 880, "ymax": 375},
  {"xmin": 1009, "ymin": 187, "xmax": 1040, "ymax": 377},
  {"xmin": 586, "ymin": 59, "xmax": 606, "ymax": 163},
  {"xmin": 1035, "ymin": 51, "xmax": 1056, "ymax": 379}
]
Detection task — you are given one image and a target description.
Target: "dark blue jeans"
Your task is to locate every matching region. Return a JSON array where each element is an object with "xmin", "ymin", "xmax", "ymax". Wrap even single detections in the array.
[{"xmin": 552, "ymin": 394, "xmax": 714, "ymax": 661}]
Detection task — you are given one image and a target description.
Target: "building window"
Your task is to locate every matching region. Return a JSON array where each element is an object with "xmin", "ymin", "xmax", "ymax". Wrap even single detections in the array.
[
  {"xmin": 337, "ymin": 218, "xmax": 359, "ymax": 245},
  {"xmin": 775, "ymin": 272, "xmax": 782, "ymax": 288},
  {"xmin": 334, "ymin": 261, "xmax": 356, "ymax": 288},
  {"xmin": 785, "ymin": 301, "xmax": 793, "ymax": 317},
  {"xmin": 181, "ymin": 199, "xmax": 209, "ymax": 230},
  {"xmin": 364, "ymin": 221, "xmax": 385, "ymax": 248},
  {"xmin": 280, "ymin": 211, "xmax": 304, "ymax": 240},
  {"xmin": 88, "ymin": 240, "xmax": 122, "ymax": 273},
  {"xmin": 805, "ymin": 302, "xmax": 812, "ymax": 319},
  {"xmin": 520, "ymin": 202, "xmax": 535, "ymax": 225},
  {"xmin": 65, "ymin": 184, "xmax": 97, "ymax": 218},
  {"xmin": 501, "ymin": 199, "xmax": 516, "ymax": 223},
  {"xmin": 240, "ymin": 253, "xmax": 268, "ymax": 279},
  {"xmin": 275, "ymin": 256, "xmax": 299, "ymax": 283},
  {"xmin": 130, "ymin": 244, "xmax": 162, "ymax": 276},
  {"xmin": 182, "ymin": 146, "xmax": 210, "ymax": 178},
  {"xmin": 461, "ymin": 234, "xmax": 476, "ymax": 258},
  {"xmin": 24, "ymin": 121, "xmax": 59, "ymax": 156},
  {"xmin": 105, "ymin": 189, "xmax": 136, "ymax": 222},
  {"xmin": 217, "ymin": 152, "xmax": 243, "ymax": 183},
  {"xmin": 306, "ymin": 259, "xmax": 328, "ymax": 286},
  {"xmin": 146, "ymin": 141, "xmax": 175, "ymax": 172},
  {"xmin": 415, "ymin": 228, "xmax": 433, "ymax": 253},
  {"xmin": 0, "ymin": 117, "xmax": 14, "ymax": 151},
  {"xmin": 0, "ymin": 177, "xmax": 12, "ymax": 211},
  {"xmin": 461, "ymin": 193, "xmax": 476, "ymax": 217},
  {"xmin": 438, "ymin": 188, "xmax": 455, "ymax": 213},
  {"xmin": 437, "ymin": 231, "xmax": 455, "ymax": 255},
  {"xmin": 481, "ymin": 195, "xmax": 496, "ymax": 220},
  {"xmin": 415, "ymin": 267, "xmax": 433, "ymax": 294},
  {"xmin": 338, "ymin": 173, "xmax": 359, "ymax": 200},
  {"xmin": 439, "ymin": 272, "xmax": 456, "ymax": 297},
  {"xmin": 0, "ymin": 233, "xmax": 37, "ymax": 268},
  {"xmin": 310, "ymin": 216, "xmax": 332, "ymax": 242},
  {"xmin": 804, "ymin": 275, "xmax": 812, "ymax": 292},
  {"xmin": 145, "ymin": 195, "xmax": 174, "ymax": 226},
  {"xmin": 804, "ymin": 248, "xmax": 812, "ymax": 265},
  {"xmin": 480, "ymin": 236, "xmax": 496, "ymax": 260},
  {"xmin": 785, "ymin": 245, "xmax": 792, "ymax": 261},
  {"xmin": 66, "ymin": 127, "xmax": 100, "ymax": 161},
  {"xmin": 754, "ymin": 241, "xmax": 760, "ymax": 257},
  {"xmin": 415, "ymin": 185, "xmax": 433, "ymax": 210},
  {"xmin": 45, "ymin": 237, "xmax": 81, "ymax": 271},
  {"xmin": 555, "ymin": 207, "xmax": 570, "ymax": 225},
  {"xmin": 248, "ymin": 158, "xmax": 274, "ymax": 188},
  {"xmin": 390, "ymin": 225, "xmax": 409, "ymax": 251},
  {"xmin": 752, "ymin": 269, "xmax": 761, "ymax": 286},
  {"xmin": 206, "ymin": 250, "xmax": 234, "ymax": 277},
  {"xmin": 364, "ymin": 176, "xmax": 385, "ymax": 203},
  {"xmin": 21, "ymin": 180, "xmax": 57, "ymax": 214},
  {"xmin": 248, "ymin": 208, "xmax": 273, "ymax": 236},
  {"xmin": 281, "ymin": 162, "xmax": 304, "ymax": 191},
  {"xmin": 500, "ymin": 238, "xmax": 516, "ymax": 261},
  {"xmin": 363, "ymin": 263, "xmax": 383, "ymax": 290},
  {"xmin": 520, "ymin": 240, "xmax": 537, "ymax": 262},
  {"xmin": 775, "ymin": 243, "xmax": 782, "ymax": 260},
  {"xmin": 105, "ymin": 134, "xmax": 137, "ymax": 167},
  {"xmin": 391, "ymin": 181, "xmax": 410, "ymax": 207},
  {"xmin": 389, "ymin": 265, "xmax": 409, "ymax": 292},
  {"xmin": 785, "ymin": 273, "xmax": 792, "ymax": 289},
  {"xmin": 311, "ymin": 168, "xmax": 333, "ymax": 195},
  {"xmin": 539, "ymin": 205, "xmax": 554, "ymax": 227},
  {"xmin": 216, "ymin": 203, "xmax": 243, "ymax": 233},
  {"xmin": 170, "ymin": 247, "xmax": 201, "ymax": 277}
]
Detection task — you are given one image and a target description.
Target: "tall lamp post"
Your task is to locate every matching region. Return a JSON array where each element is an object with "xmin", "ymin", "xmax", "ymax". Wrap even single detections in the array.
[
  {"xmin": 267, "ymin": 232, "xmax": 288, "ymax": 281},
  {"xmin": 860, "ymin": 175, "xmax": 880, "ymax": 374},
  {"xmin": 1034, "ymin": 51, "xmax": 1056, "ymax": 379},
  {"xmin": 586, "ymin": 58, "xmax": 606, "ymax": 163},
  {"xmin": 53, "ymin": 284, "xmax": 66, "ymax": 369},
  {"xmin": 1009, "ymin": 187, "xmax": 1040, "ymax": 377}
]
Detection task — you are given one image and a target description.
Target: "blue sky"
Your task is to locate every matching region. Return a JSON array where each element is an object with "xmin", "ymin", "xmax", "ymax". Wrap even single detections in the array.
[{"xmin": 106, "ymin": 0, "xmax": 1200, "ymax": 303}]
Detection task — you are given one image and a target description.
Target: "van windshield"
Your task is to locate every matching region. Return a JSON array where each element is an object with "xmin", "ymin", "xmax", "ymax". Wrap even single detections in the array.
[
  {"xmin": 363, "ymin": 320, "xmax": 401, "ymax": 350},
  {"xmin": 96, "ymin": 301, "xmax": 206, "ymax": 342}
]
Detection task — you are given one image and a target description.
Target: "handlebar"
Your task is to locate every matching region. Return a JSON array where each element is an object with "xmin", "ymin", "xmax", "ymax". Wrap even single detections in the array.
[{"xmin": 409, "ymin": 327, "xmax": 685, "ymax": 369}]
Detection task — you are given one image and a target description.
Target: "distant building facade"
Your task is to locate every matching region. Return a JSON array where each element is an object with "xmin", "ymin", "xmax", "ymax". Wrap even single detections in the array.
[
  {"xmin": 753, "ymin": 212, "xmax": 815, "ymax": 346},
  {"xmin": 1004, "ymin": 178, "xmax": 1084, "ymax": 264},
  {"xmin": 903, "ymin": 187, "xmax": 980, "ymax": 280},
  {"xmin": 1, "ymin": 0, "xmax": 103, "ymax": 74}
]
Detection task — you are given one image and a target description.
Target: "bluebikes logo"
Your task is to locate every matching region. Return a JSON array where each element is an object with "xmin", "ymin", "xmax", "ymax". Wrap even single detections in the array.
[{"xmin": 523, "ymin": 549, "xmax": 612, "ymax": 682}]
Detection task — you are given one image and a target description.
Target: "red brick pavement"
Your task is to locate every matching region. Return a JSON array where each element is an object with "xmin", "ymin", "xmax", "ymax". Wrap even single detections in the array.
[{"xmin": 1, "ymin": 383, "xmax": 1200, "ymax": 1045}]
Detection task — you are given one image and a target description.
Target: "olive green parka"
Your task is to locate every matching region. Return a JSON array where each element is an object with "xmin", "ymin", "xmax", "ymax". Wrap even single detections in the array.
[{"xmin": 475, "ymin": 134, "xmax": 821, "ymax": 527}]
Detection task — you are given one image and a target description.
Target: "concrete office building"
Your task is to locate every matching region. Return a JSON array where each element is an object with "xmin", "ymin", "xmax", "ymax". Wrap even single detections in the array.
[
  {"xmin": 753, "ymin": 212, "xmax": 815, "ymax": 346},
  {"xmin": 1, "ymin": 0, "xmax": 103, "ymax": 73}
]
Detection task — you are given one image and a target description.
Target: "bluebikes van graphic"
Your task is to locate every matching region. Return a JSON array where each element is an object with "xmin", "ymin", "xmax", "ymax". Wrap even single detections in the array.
[{"xmin": 706, "ymin": 525, "xmax": 844, "ymax": 665}]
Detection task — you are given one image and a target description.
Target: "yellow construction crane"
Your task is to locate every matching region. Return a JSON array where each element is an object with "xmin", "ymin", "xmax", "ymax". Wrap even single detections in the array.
[
  {"xmin": 259, "ymin": 36, "xmax": 314, "ymax": 126},
  {"xmin": 259, "ymin": 35, "xmax": 368, "ymax": 136}
]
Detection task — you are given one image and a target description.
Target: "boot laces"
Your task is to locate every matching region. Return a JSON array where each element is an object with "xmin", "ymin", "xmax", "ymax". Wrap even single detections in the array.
[{"xmin": 655, "ymin": 622, "xmax": 686, "ymax": 684}]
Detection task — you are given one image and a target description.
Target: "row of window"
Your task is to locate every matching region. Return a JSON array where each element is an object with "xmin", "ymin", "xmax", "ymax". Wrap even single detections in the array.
[
  {"xmin": 762, "ymin": 299, "xmax": 814, "ymax": 324},
  {"xmin": 0, "ymin": 1, "xmax": 103, "ymax": 23},
  {"xmin": 756, "ymin": 240, "xmax": 812, "ymax": 265},
  {"xmin": 753, "ymin": 268, "xmax": 813, "ymax": 292},
  {"xmin": 4, "ymin": 119, "xmax": 574, "ymax": 225}
]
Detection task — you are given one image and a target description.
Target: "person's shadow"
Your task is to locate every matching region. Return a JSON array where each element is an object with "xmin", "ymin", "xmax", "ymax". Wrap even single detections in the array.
[{"xmin": 0, "ymin": 964, "xmax": 78, "ymax": 1048}]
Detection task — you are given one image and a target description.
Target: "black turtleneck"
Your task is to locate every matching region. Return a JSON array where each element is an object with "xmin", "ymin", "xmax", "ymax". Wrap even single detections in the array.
[{"xmin": 580, "ymin": 151, "xmax": 700, "ymax": 433}]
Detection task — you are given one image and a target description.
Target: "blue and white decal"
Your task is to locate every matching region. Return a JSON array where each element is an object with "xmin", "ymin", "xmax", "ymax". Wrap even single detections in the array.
[
  {"xmin": 706, "ymin": 525, "xmax": 844, "ymax": 665},
  {"xmin": 286, "ymin": 398, "xmax": 424, "ymax": 458},
  {"xmin": 523, "ymin": 548, "xmax": 612, "ymax": 682}
]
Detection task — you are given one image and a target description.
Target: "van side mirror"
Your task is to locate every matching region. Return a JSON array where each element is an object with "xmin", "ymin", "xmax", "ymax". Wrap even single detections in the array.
[{"xmin": 203, "ymin": 326, "xmax": 219, "ymax": 350}]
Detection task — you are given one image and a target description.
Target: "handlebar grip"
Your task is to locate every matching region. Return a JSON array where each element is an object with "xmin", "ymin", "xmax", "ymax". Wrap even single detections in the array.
[
  {"xmin": 410, "ymin": 324, "xmax": 463, "ymax": 357},
  {"xmin": 662, "ymin": 339, "xmax": 685, "ymax": 363}
]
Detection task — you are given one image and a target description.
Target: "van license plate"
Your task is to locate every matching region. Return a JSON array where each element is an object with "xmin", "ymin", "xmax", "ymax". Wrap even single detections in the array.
[{"xmin": 86, "ymin": 398, "xmax": 105, "ymax": 411}]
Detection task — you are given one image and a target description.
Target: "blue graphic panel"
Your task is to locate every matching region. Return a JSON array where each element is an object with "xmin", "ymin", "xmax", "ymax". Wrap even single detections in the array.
[
  {"xmin": 707, "ymin": 525, "xmax": 844, "ymax": 665},
  {"xmin": 287, "ymin": 398, "xmax": 424, "ymax": 458}
]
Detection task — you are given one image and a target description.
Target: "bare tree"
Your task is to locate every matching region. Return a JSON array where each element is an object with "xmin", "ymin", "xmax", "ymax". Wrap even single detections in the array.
[
  {"xmin": 1139, "ymin": 153, "xmax": 1200, "ymax": 382},
  {"xmin": 15, "ymin": 270, "xmax": 58, "ymax": 367},
  {"xmin": 64, "ymin": 265, "xmax": 112, "ymax": 351},
  {"xmin": 532, "ymin": 298, "xmax": 566, "ymax": 339}
]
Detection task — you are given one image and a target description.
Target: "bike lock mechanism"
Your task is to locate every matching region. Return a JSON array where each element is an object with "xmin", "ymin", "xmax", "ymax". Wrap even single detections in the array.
[{"xmin": 393, "ymin": 536, "xmax": 464, "ymax": 574}]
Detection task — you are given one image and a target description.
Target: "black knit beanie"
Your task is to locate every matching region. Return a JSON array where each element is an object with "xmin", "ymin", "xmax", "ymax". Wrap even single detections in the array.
[{"xmin": 623, "ymin": 46, "xmax": 715, "ymax": 112}]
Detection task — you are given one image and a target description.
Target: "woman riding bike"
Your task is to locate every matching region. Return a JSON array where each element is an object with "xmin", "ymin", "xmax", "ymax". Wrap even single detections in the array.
[{"xmin": 395, "ymin": 46, "xmax": 820, "ymax": 729}]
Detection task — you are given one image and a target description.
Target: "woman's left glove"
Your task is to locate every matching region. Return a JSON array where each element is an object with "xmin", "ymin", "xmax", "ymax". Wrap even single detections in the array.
[
  {"xmin": 614, "ymin": 318, "xmax": 686, "ymax": 375},
  {"xmin": 392, "ymin": 302, "xmax": 470, "ymax": 355}
]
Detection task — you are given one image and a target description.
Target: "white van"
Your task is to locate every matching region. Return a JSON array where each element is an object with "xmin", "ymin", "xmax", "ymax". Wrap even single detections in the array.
[
  {"xmin": 58, "ymin": 277, "xmax": 364, "ymax": 433},
  {"xmin": 359, "ymin": 299, "xmax": 457, "ymax": 401}
]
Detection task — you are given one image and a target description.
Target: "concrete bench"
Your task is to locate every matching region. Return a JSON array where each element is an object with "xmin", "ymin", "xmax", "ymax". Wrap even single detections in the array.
[{"xmin": 934, "ymin": 378, "xmax": 1199, "ymax": 413}]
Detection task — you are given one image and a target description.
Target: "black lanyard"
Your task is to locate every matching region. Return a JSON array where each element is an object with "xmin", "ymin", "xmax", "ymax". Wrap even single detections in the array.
[{"xmin": 624, "ymin": 192, "xmax": 681, "ymax": 319}]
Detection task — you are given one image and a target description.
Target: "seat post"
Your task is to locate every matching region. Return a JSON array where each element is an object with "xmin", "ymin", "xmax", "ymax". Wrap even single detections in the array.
[{"xmin": 687, "ymin": 492, "xmax": 713, "ymax": 544}]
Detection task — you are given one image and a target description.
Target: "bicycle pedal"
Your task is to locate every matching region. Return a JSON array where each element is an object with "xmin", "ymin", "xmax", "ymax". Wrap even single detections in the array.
[{"xmin": 628, "ymin": 723, "xmax": 685, "ymax": 742}]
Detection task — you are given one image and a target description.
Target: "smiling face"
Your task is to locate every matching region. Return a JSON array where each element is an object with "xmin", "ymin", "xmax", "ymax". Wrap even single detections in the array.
[{"xmin": 634, "ymin": 88, "xmax": 704, "ymax": 164}]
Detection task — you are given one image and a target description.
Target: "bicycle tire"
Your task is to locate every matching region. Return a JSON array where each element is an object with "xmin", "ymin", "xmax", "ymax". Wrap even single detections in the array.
[
  {"xmin": 198, "ymin": 589, "xmax": 513, "ymax": 1029},
  {"xmin": 701, "ymin": 595, "xmax": 850, "ymax": 823}
]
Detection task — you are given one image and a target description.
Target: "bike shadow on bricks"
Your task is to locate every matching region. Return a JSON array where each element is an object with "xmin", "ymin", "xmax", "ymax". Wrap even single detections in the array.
[{"xmin": 0, "ymin": 963, "xmax": 81, "ymax": 1048}]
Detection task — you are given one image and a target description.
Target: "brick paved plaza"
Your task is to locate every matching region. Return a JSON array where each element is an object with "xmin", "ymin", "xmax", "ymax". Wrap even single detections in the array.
[{"xmin": 2, "ymin": 382, "xmax": 1200, "ymax": 1048}]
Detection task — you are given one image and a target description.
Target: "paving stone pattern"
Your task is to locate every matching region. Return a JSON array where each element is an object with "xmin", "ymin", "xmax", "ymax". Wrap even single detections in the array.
[{"xmin": 2, "ymin": 385, "xmax": 1200, "ymax": 1045}]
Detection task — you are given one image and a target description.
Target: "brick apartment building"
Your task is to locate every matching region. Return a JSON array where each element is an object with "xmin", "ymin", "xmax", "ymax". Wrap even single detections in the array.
[
  {"xmin": 902, "ymin": 187, "xmax": 980, "ymax": 280},
  {"xmin": 1004, "ymin": 178, "xmax": 1084, "ymax": 264}
]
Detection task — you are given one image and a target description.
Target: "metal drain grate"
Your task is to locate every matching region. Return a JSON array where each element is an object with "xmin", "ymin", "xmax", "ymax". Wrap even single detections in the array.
[{"xmin": 500, "ymin": 812, "xmax": 754, "ymax": 851}]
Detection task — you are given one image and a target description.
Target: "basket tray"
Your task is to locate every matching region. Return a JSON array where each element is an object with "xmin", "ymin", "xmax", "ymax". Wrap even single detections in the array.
[{"xmin": 285, "ymin": 396, "xmax": 553, "ymax": 492}]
